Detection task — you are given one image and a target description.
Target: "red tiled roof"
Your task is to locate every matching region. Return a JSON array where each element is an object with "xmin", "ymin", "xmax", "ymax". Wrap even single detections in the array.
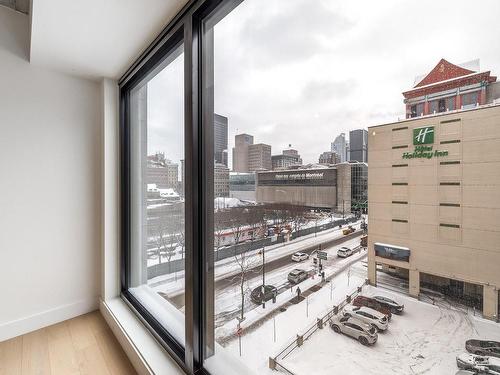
[{"xmin": 414, "ymin": 58, "xmax": 475, "ymax": 88}]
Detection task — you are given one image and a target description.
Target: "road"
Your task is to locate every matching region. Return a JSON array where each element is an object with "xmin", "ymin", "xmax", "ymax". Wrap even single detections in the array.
[
  {"xmin": 213, "ymin": 236, "xmax": 365, "ymax": 327},
  {"xmin": 215, "ymin": 230, "xmax": 362, "ymax": 290}
]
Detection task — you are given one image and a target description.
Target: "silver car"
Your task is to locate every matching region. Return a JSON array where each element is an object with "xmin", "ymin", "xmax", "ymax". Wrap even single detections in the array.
[
  {"xmin": 343, "ymin": 305, "xmax": 389, "ymax": 331},
  {"xmin": 287, "ymin": 269, "xmax": 308, "ymax": 284},
  {"xmin": 456, "ymin": 353, "xmax": 500, "ymax": 375},
  {"xmin": 330, "ymin": 315, "xmax": 378, "ymax": 346}
]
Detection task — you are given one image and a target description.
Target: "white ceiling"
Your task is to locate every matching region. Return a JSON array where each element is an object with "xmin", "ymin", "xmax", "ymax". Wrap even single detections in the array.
[{"xmin": 29, "ymin": 0, "xmax": 190, "ymax": 80}]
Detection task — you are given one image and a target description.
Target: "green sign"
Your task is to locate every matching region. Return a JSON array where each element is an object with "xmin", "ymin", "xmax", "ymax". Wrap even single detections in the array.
[
  {"xmin": 402, "ymin": 125, "xmax": 448, "ymax": 159},
  {"xmin": 402, "ymin": 145, "xmax": 448, "ymax": 160},
  {"xmin": 317, "ymin": 251, "xmax": 327, "ymax": 260},
  {"xmin": 413, "ymin": 126, "xmax": 434, "ymax": 145}
]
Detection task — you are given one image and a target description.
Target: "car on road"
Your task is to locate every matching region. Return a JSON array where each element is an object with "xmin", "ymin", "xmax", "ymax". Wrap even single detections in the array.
[
  {"xmin": 287, "ymin": 269, "xmax": 308, "ymax": 284},
  {"xmin": 466, "ymin": 340, "xmax": 500, "ymax": 358},
  {"xmin": 372, "ymin": 295, "xmax": 404, "ymax": 314},
  {"xmin": 342, "ymin": 305, "xmax": 389, "ymax": 331},
  {"xmin": 352, "ymin": 295, "xmax": 392, "ymax": 320},
  {"xmin": 291, "ymin": 252, "xmax": 309, "ymax": 262},
  {"xmin": 342, "ymin": 225, "xmax": 356, "ymax": 235},
  {"xmin": 456, "ymin": 353, "xmax": 500, "ymax": 374},
  {"xmin": 337, "ymin": 246, "xmax": 354, "ymax": 258},
  {"xmin": 250, "ymin": 285, "xmax": 278, "ymax": 304},
  {"xmin": 330, "ymin": 315, "xmax": 378, "ymax": 346}
]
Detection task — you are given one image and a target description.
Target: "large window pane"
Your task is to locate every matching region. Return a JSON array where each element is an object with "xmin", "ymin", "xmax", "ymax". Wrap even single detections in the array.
[{"xmin": 128, "ymin": 42, "xmax": 185, "ymax": 345}]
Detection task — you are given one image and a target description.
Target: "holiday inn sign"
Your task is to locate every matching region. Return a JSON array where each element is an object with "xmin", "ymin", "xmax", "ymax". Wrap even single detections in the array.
[
  {"xmin": 402, "ymin": 126, "xmax": 448, "ymax": 160},
  {"xmin": 413, "ymin": 126, "xmax": 434, "ymax": 145}
]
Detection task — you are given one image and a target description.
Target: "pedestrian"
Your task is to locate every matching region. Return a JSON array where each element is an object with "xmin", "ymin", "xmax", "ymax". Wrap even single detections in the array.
[
  {"xmin": 321, "ymin": 271, "xmax": 325, "ymax": 282},
  {"xmin": 296, "ymin": 286, "xmax": 301, "ymax": 300}
]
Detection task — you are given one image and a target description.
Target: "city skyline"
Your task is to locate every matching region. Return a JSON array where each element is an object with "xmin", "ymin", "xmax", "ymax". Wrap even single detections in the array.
[{"xmin": 146, "ymin": 0, "xmax": 500, "ymax": 166}]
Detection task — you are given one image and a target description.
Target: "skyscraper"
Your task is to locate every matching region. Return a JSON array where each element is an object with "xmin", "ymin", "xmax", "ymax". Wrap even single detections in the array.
[
  {"xmin": 331, "ymin": 133, "xmax": 347, "ymax": 162},
  {"xmin": 348, "ymin": 129, "xmax": 368, "ymax": 163},
  {"xmin": 232, "ymin": 133, "xmax": 271, "ymax": 172},
  {"xmin": 232, "ymin": 133, "xmax": 253, "ymax": 172},
  {"xmin": 214, "ymin": 113, "xmax": 228, "ymax": 166}
]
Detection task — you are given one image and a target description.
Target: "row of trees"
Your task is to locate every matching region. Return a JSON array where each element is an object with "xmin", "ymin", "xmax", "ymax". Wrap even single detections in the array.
[{"xmin": 215, "ymin": 203, "xmax": 313, "ymax": 324}]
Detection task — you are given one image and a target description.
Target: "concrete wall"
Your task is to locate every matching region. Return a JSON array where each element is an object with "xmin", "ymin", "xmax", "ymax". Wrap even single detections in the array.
[
  {"xmin": 0, "ymin": 7, "xmax": 102, "ymax": 340},
  {"xmin": 336, "ymin": 163, "xmax": 352, "ymax": 213},
  {"xmin": 367, "ymin": 105, "xmax": 500, "ymax": 319},
  {"xmin": 256, "ymin": 185, "xmax": 337, "ymax": 209}
]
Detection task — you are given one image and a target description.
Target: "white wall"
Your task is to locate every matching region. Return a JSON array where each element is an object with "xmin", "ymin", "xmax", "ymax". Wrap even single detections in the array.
[{"xmin": 0, "ymin": 6, "xmax": 101, "ymax": 341}]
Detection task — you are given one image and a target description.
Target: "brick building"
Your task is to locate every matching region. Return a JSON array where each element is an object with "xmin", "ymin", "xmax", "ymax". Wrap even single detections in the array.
[{"xmin": 403, "ymin": 59, "xmax": 499, "ymax": 119}]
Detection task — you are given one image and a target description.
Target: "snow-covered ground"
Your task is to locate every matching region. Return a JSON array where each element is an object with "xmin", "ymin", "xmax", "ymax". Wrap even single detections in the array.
[
  {"xmin": 217, "ymin": 258, "xmax": 500, "ymax": 375},
  {"xmin": 219, "ymin": 259, "xmax": 368, "ymax": 373},
  {"xmin": 215, "ymin": 237, "xmax": 366, "ymax": 338},
  {"xmin": 282, "ymin": 285, "xmax": 500, "ymax": 375}
]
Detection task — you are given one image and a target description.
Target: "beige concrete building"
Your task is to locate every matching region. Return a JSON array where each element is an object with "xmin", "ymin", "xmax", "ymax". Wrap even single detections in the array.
[
  {"xmin": 248, "ymin": 143, "xmax": 271, "ymax": 171},
  {"xmin": 256, "ymin": 162, "xmax": 367, "ymax": 212},
  {"xmin": 367, "ymin": 104, "xmax": 500, "ymax": 320}
]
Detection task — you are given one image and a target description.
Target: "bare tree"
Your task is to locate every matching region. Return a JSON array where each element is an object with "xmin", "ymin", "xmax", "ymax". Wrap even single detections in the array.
[
  {"xmin": 214, "ymin": 209, "xmax": 229, "ymax": 261},
  {"xmin": 233, "ymin": 246, "xmax": 260, "ymax": 323},
  {"xmin": 288, "ymin": 204, "xmax": 308, "ymax": 234},
  {"xmin": 165, "ymin": 221, "xmax": 179, "ymax": 273}
]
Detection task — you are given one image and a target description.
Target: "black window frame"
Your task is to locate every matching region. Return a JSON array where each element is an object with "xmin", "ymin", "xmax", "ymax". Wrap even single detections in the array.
[{"xmin": 119, "ymin": 0, "xmax": 243, "ymax": 374}]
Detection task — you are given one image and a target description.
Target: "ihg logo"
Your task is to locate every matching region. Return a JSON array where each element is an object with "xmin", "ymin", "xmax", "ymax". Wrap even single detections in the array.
[{"xmin": 413, "ymin": 126, "xmax": 434, "ymax": 145}]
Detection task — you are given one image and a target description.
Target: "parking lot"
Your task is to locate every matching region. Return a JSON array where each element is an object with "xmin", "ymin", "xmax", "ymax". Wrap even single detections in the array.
[{"xmin": 281, "ymin": 285, "xmax": 500, "ymax": 375}]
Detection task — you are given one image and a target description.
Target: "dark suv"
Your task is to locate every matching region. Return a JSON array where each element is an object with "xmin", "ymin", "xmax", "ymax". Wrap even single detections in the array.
[
  {"xmin": 352, "ymin": 296, "xmax": 393, "ymax": 320},
  {"xmin": 250, "ymin": 285, "xmax": 278, "ymax": 304}
]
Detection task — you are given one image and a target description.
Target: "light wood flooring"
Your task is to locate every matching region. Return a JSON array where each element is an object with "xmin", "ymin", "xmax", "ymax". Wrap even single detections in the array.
[{"xmin": 0, "ymin": 311, "xmax": 136, "ymax": 375}]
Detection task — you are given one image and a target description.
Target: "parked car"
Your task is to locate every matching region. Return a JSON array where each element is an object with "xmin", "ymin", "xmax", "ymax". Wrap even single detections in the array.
[
  {"xmin": 250, "ymin": 285, "xmax": 278, "ymax": 304},
  {"xmin": 466, "ymin": 340, "xmax": 500, "ymax": 358},
  {"xmin": 352, "ymin": 295, "xmax": 392, "ymax": 320},
  {"xmin": 329, "ymin": 315, "xmax": 378, "ymax": 346},
  {"xmin": 337, "ymin": 246, "xmax": 354, "ymax": 258},
  {"xmin": 343, "ymin": 305, "xmax": 388, "ymax": 331},
  {"xmin": 291, "ymin": 252, "xmax": 309, "ymax": 262},
  {"xmin": 287, "ymin": 269, "xmax": 308, "ymax": 284},
  {"xmin": 372, "ymin": 295, "xmax": 404, "ymax": 314},
  {"xmin": 456, "ymin": 353, "xmax": 500, "ymax": 374}
]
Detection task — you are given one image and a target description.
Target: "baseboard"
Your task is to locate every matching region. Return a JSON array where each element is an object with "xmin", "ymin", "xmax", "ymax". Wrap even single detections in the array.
[{"xmin": 0, "ymin": 297, "xmax": 98, "ymax": 342}]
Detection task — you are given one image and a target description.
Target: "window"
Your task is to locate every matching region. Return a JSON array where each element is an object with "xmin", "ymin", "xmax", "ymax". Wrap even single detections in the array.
[
  {"xmin": 121, "ymin": 27, "xmax": 187, "ymax": 369},
  {"xmin": 120, "ymin": 1, "xmax": 500, "ymax": 374},
  {"xmin": 446, "ymin": 96, "xmax": 456, "ymax": 111},
  {"xmin": 462, "ymin": 91, "xmax": 479, "ymax": 108},
  {"xmin": 429, "ymin": 100, "xmax": 439, "ymax": 114}
]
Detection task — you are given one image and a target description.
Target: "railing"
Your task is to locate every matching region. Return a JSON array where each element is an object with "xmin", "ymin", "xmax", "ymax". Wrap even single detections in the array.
[{"xmin": 269, "ymin": 279, "xmax": 370, "ymax": 372}]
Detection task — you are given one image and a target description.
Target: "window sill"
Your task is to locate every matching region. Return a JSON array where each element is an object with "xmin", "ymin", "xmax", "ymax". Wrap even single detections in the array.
[{"xmin": 100, "ymin": 297, "xmax": 185, "ymax": 375}]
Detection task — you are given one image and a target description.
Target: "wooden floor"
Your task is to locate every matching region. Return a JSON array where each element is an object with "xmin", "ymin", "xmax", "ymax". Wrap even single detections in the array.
[{"xmin": 0, "ymin": 311, "xmax": 136, "ymax": 375}]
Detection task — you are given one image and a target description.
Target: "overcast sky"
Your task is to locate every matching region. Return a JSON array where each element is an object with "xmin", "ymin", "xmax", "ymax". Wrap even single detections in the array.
[{"xmin": 148, "ymin": 0, "xmax": 500, "ymax": 167}]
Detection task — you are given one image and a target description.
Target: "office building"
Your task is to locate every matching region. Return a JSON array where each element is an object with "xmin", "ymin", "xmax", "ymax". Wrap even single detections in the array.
[
  {"xmin": 331, "ymin": 133, "xmax": 348, "ymax": 162},
  {"xmin": 147, "ymin": 152, "xmax": 179, "ymax": 189},
  {"xmin": 214, "ymin": 163, "xmax": 230, "ymax": 197},
  {"xmin": 272, "ymin": 145, "xmax": 302, "ymax": 170},
  {"xmin": 318, "ymin": 151, "xmax": 340, "ymax": 165},
  {"xmin": 232, "ymin": 133, "xmax": 253, "ymax": 172},
  {"xmin": 248, "ymin": 143, "xmax": 272, "ymax": 171},
  {"xmin": 349, "ymin": 129, "xmax": 368, "ymax": 162},
  {"xmin": 214, "ymin": 113, "xmax": 228, "ymax": 166},
  {"xmin": 233, "ymin": 133, "xmax": 271, "ymax": 172}
]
